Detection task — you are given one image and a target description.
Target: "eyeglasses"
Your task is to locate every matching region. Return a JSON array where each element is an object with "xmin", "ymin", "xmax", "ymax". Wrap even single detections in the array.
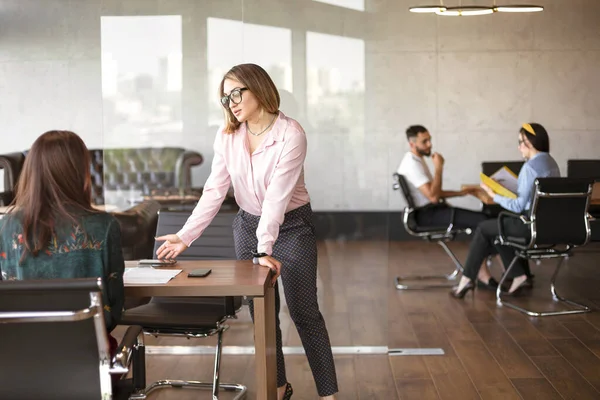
[{"xmin": 221, "ymin": 88, "xmax": 248, "ymax": 107}]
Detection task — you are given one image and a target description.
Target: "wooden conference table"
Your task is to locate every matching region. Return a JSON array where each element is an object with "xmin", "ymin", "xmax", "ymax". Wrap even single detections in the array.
[{"xmin": 124, "ymin": 259, "xmax": 277, "ymax": 399}]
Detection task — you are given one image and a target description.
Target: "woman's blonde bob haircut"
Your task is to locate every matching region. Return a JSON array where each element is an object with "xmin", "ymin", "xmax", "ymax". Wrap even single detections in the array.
[{"xmin": 219, "ymin": 63, "xmax": 280, "ymax": 133}]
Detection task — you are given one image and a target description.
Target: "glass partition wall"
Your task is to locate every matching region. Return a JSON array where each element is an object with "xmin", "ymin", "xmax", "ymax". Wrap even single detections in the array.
[
  {"xmin": 99, "ymin": 0, "xmax": 390, "ymax": 390},
  {"xmin": 7, "ymin": 0, "xmax": 600, "ymax": 397}
]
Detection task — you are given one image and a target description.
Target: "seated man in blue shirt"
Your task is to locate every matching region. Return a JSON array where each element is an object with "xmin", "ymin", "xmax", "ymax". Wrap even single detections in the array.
[{"xmin": 450, "ymin": 123, "xmax": 560, "ymax": 298}]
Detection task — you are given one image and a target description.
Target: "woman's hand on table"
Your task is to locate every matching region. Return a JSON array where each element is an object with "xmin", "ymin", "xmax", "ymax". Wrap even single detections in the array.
[
  {"xmin": 155, "ymin": 234, "xmax": 188, "ymax": 260},
  {"xmin": 257, "ymin": 255, "xmax": 281, "ymax": 286}
]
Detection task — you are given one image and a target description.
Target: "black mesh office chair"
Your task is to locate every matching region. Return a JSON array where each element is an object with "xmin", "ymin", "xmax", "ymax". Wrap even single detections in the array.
[
  {"xmin": 566, "ymin": 159, "xmax": 600, "ymax": 180},
  {"xmin": 0, "ymin": 278, "xmax": 144, "ymax": 400},
  {"xmin": 567, "ymin": 159, "xmax": 600, "ymax": 241},
  {"xmin": 121, "ymin": 210, "xmax": 246, "ymax": 400},
  {"xmin": 496, "ymin": 178, "xmax": 595, "ymax": 317},
  {"xmin": 393, "ymin": 173, "xmax": 472, "ymax": 289},
  {"xmin": 152, "ymin": 210, "xmax": 237, "ymax": 260}
]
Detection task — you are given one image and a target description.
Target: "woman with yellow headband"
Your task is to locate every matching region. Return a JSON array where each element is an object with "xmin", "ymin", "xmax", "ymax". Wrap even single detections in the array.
[{"xmin": 451, "ymin": 122, "xmax": 560, "ymax": 298}]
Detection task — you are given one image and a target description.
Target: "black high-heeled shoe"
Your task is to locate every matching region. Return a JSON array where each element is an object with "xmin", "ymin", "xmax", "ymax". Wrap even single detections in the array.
[
  {"xmin": 476, "ymin": 277, "xmax": 499, "ymax": 291},
  {"xmin": 449, "ymin": 281, "xmax": 475, "ymax": 299},
  {"xmin": 282, "ymin": 382, "xmax": 293, "ymax": 400}
]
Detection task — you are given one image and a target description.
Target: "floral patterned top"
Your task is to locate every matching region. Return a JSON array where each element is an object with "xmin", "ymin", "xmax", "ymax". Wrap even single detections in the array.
[{"xmin": 0, "ymin": 211, "xmax": 125, "ymax": 332}]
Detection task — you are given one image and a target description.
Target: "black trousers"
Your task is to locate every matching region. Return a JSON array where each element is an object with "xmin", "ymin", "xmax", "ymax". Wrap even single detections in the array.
[
  {"xmin": 462, "ymin": 216, "xmax": 531, "ymax": 281},
  {"xmin": 232, "ymin": 203, "xmax": 338, "ymax": 397},
  {"xmin": 415, "ymin": 203, "xmax": 490, "ymax": 230}
]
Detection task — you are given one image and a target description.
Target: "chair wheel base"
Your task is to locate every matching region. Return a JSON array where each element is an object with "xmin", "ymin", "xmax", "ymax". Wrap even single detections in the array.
[
  {"xmin": 394, "ymin": 239, "xmax": 465, "ymax": 290},
  {"xmin": 496, "ymin": 255, "xmax": 593, "ymax": 317},
  {"xmin": 496, "ymin": 298, "xmax": 591, "ymax": 317},
  {"xmin": 130, "ymin": 380, "xmax": 247, "ymax": 400}
]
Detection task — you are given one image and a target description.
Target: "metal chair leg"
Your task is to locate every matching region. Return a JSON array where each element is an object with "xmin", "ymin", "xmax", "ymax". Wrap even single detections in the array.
[
  {"xmin": 132, "ymin": 332, "xmax": 146, "ymax": 392},
  {"xmin": 128, "ymin": 328, "xmax": 247, "ymax": 400},
  {"xmin": 212, "ymin": 328, "xmax": 224, "ymax": 399},
  {"xmin": 395, "ymin": 241, "xmax": 463, "ymax": 290},
  {"xmin": 496, "ymin": 256, "xmax": 591, "ymax": 317}
]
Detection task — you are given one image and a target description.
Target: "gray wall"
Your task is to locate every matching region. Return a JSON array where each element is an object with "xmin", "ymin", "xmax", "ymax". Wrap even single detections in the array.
[{"xmin": 1, "ymin": 0, "xmax": 599, "ymax": 210}]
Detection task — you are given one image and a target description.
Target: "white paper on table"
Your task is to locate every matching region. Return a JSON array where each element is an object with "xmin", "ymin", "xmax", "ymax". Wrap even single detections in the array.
[{"xmin": 123, "ymin": 268, "xmax": 182, "ymax": 285}]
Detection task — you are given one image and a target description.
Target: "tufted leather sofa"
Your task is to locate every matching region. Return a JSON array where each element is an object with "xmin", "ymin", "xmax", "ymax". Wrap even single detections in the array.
[
  {"xmin": 89, "ymin": 148, "xmax": 203, "ymax": 204},
  {"xmin": 0, "ymin": 147, "xmax": 203, "ymax": 206}
]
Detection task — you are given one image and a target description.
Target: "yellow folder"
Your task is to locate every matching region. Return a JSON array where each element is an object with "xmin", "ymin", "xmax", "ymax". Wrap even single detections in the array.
[{"xmin": 480, "ymin": 166, "xmax": 518, "ymax": 199}]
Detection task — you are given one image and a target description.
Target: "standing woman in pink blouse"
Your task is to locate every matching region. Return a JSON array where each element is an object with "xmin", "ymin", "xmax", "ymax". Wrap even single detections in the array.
[{"xmin": 156, "ymin": 63, "xmax": 338, "ymax": 400}]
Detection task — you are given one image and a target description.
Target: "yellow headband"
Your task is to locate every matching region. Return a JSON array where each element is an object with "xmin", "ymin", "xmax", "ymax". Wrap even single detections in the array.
[{"xmin": 522, "ymin": 123, "xmax": 536, "ymax": 136}]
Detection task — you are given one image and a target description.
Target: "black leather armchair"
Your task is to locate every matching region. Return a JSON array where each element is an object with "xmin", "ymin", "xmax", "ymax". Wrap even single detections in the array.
[
  {"xmin": 392, "ymin": 172, "xmax": 472, "ymax": 290},
  {"xmin": 0, "ymin": 278, "xmax": 145, "ymax": 400},
  {"xmin": 495, "ymin": 177, "xmax": 594, "ymax": 317},
  {"xmin": 112, "ymin": 200, "xmax": 161, "ymax": 260}
]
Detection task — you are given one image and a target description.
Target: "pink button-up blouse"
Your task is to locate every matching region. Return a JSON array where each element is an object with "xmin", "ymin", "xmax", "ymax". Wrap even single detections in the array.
[{"xmin": 177, "ymin": 111, "xmax": 310, "ymax": 255}]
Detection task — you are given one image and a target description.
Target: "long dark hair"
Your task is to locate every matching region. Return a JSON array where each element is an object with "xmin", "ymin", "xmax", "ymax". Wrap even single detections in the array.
[{"xmin": 9, "ymin": 130, "xmax": 96, "ymax": 260}]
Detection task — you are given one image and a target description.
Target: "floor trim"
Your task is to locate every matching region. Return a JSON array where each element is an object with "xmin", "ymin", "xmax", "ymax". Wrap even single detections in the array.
[
  {"xmin": 145, "ymin": 345, "xmax": 444, "ymax": 356},
  {"xmin": 388, "ymin": 348, "xmax": 445, "ymax": 356}
]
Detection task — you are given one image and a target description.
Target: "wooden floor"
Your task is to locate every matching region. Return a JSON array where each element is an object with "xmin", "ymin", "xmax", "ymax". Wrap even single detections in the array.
[{"xmin": 115, "ymin": 240, "xmax": 600, "ymax": 399}]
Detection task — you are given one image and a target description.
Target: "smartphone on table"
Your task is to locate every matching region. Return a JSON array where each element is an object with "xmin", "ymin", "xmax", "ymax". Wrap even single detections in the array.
[
  {"xmin": 187, "ymin": 269, "xmax": 212, "ymax": 278},
  {"xmin": 138, "ymin": 259, "xmax": 177, "ymax": 267}
]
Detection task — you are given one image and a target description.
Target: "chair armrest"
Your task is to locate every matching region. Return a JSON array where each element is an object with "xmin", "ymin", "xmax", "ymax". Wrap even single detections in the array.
[
  {"xmin": 110, "ymin": 325, "xmax": 143, "ymax": 374},
  {"xmin": 174, "ymin": 151, "xmax": 203, "ymax": 189},
  {"xmin": 497, "ymin": 211, "xmax": 532, "ymax": 250}
]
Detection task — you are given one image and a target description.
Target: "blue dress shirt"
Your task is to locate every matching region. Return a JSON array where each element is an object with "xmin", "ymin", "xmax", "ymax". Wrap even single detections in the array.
[{"xmin": 493, "ymin": 152, "xmax": 560, "ymax": 214}]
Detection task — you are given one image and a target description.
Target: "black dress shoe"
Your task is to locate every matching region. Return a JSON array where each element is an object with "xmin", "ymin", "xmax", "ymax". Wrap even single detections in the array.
[
  {"xmin": 477, "ymin": 277, "xmax": 499, "ymax": 291},
  {"xmin": 449, "ymin": 281, "xmax": 475, "ymax": 299}
]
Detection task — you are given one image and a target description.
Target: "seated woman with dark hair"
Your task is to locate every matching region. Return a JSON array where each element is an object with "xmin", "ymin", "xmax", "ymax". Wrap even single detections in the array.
[
  {"xmin": 0, "ymin": 130, "xmax": 125, "ymax": 337},
  {"xmin": 450, "ymin": 123, "xmax": 560, "ymax": 298}
]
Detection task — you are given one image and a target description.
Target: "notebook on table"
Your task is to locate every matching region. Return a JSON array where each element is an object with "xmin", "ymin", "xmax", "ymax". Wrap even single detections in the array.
[{"xmin": 123, "ymin": 268, "xmax": 182, "ymax": 285}]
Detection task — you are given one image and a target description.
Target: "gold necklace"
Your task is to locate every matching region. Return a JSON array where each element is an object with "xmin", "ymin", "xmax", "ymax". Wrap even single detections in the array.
[{"xmin": 246, "ymin": 114, "xmax": 277, "ymax": 136}]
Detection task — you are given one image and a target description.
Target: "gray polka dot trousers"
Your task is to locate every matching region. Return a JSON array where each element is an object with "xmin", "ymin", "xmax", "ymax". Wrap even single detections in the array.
[{"xmin": 232, "ymin": 203, "xmax": 339, "ymax": 397}]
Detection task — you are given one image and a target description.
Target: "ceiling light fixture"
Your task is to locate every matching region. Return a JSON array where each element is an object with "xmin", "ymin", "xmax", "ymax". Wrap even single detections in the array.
[
  {"xmin": 409, "ymin": 5, "xmax": 448, "ymax": 13},
  {"xmin": 409, "ymin": 0, "xmax": 543, "ymax": 16},
  {"xmin": 409, "ymin": 1, "xmax": 447, "ymax": 13},
  {"xmin": 494, "ymin": 4, "xmax": 543, "ymax": 12},
  {"xmin": 436, "ymin": 6, "xmax": 494, "ymax": 16}
]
